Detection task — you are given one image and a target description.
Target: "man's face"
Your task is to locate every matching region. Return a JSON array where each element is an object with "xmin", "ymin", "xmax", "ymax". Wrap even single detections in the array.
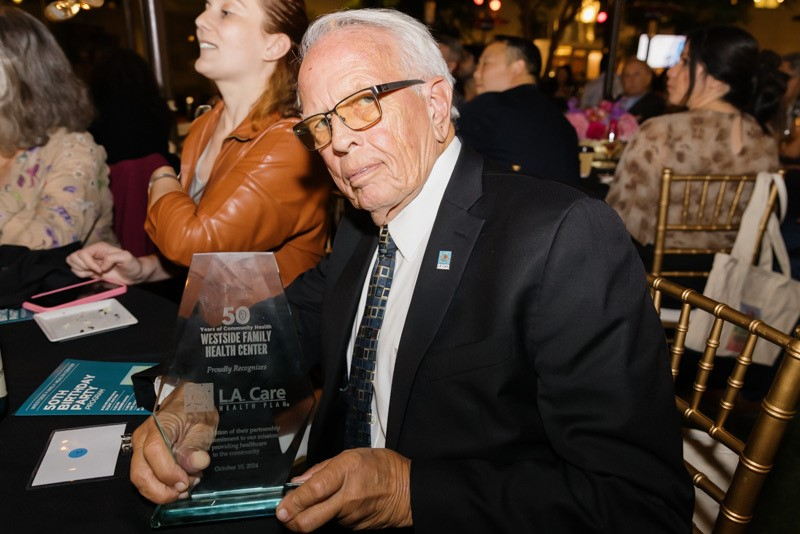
[
  {"xmin": 298, "ymin": 29, "xmax": 447, "ymax": 225},
  {"xmin": 474, "ymin": 41, "xmax": 516, "ymax": 94},
  {"xmin": 621, "ymin": 61, "xmax": 652, "ymax": 97}
]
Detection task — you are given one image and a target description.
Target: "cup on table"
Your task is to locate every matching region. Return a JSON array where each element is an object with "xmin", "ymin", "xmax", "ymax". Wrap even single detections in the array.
[{"xmin": 579, "ymin": 146, "xmax": 594, "ymax": 178}]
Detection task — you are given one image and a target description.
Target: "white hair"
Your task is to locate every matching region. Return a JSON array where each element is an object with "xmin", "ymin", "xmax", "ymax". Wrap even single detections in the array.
[{"xmin": 299, "ymin": 8, "xmax": 459, "ymax": 120}]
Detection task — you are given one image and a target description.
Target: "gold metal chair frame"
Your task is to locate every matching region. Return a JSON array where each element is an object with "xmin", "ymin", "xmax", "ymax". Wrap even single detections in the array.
[
  {"xmin": 648, "ymin": 274, "xmax": 800, "ymax": 533},
  {"xmin": 651, "ymin": 169, "xmax": 780, "ymax": 282}
]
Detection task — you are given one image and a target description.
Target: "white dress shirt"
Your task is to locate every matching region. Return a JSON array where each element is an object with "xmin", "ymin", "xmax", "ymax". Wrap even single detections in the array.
[{"xmin": 345, "ymin": 138, "xmax": 461, "ymax": 448}]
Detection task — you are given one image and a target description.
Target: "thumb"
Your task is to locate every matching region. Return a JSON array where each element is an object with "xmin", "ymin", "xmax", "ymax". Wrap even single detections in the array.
[{"xmin": 172, "ymin": 425, "xmax": 214, "ymax": 474}]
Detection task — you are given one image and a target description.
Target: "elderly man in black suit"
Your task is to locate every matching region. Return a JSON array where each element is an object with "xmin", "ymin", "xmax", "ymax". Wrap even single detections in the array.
[{"xmin": 129, "ymin": 8, "xmax": 693, "ymax": 533}]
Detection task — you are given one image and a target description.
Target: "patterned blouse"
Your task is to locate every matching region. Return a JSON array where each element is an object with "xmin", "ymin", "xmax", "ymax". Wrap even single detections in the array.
[
  {"xmin": 0, "ymin": 129, "xmax": 117, "ymax": 250},
  {"xmin": 606, "ymin": 109, "xmax": 779, "ymax": 248}
]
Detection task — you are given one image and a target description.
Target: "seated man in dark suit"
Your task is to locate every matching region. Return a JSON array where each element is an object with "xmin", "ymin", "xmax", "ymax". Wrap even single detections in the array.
[
  {"xmin": 128, "ymin": 8, "xmax": 694, "ymax": 533},
  {"xmin": 456, "ymin": 35, "xmax": 580, "ymax": 188},
  {"xmin": 618, "ymin": 58, "xmax": 666, "ymax": 123}
]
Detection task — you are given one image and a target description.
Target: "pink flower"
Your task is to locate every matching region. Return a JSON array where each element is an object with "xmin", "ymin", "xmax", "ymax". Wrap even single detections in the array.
[
  {"xmin": 615, "ymin": 114, "xmax": 639, "ymax": 141},
  {"xmin": 565, "ymin": 112, "xmax": 589, "ymax": 140},
  {"xmin": 586, "ymin": 121, "xmax": 608, "ymax": 140},
  {"xmin": 565, "ymin": 100, "xmax": 639, "ymax": 141}
]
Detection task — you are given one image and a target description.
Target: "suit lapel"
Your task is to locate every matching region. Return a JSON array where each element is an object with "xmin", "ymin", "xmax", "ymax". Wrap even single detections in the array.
[
  {"xmin": 385, "ymin": 146, "xmax": 485, "ymax": 448},
  {"xmin": 326, "ymin": 230, "xmax": 378, "ymax": 385}
]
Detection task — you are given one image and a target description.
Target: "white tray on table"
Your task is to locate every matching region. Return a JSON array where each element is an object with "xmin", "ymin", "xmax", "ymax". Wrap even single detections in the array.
[{"xmin": 33, "ymin": 298, "xmax": 138, "ymax": 342}]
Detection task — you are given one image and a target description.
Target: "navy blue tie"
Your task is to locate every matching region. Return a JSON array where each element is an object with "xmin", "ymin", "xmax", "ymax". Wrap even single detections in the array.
[{"xmin": 344, "ymin": 226, "xmax": 397, "ymax": 448}]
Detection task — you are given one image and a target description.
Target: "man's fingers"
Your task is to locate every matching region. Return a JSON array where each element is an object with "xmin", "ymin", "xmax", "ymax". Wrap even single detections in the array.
[
  {"xmin": 278, "ymin": 469, "xmax": 346, "ymax": 532},
  {"xmin": 278, "ymin": 449, "xmax": 413, "ymax": 531},
  {"xmin": 130, "ymin": 418, "xmax": 189, "ymax": 504},
  {"xmin": 171, "ymin": 410, "xmax": 218, "ymax": 474},
  {"xmin": 173, "ymin": 447, "xmax": 211, "ymax": 475},
  {"xmin": 290, "ymin": 457, "xmax": 331, "ymax": 482}
]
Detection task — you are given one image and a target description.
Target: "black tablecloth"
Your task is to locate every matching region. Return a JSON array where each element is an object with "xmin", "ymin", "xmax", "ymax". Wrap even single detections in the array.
[{"xmin": 0, "ymin": 287, "xmax": 285, "ymax": 533}]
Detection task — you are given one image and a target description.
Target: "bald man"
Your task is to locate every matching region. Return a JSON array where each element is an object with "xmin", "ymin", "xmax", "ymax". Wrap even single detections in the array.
[{"xmin": 618, "ymin": 58, "xmax": 665, "ymax": 123}]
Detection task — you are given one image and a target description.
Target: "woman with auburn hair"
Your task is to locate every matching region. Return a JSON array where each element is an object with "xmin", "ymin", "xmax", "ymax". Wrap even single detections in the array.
[
  {"xmin": 0, "ymin": 7, "xmax": 116, "ymax": 250},
  {"xmin": 69, "ymin": 0, "xmax": 329, "ymax": 287}
]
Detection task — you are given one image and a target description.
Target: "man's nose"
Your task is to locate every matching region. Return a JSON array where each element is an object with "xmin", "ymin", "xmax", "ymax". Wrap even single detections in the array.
[{"xmin": 329, "ymin": 114, "xmax": 358, "ymax": 152}]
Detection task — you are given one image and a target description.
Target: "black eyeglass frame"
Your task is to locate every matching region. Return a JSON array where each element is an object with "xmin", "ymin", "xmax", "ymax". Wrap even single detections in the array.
[{"xmin": 293, "ymin": 79, "xmax": 425, "ymax": 151}]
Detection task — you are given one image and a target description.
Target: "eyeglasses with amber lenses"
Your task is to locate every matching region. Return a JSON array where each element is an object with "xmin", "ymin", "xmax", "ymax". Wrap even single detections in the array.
[{"xmin": 293, "ymin": 79, "xmax": 424, "ymax": 151}]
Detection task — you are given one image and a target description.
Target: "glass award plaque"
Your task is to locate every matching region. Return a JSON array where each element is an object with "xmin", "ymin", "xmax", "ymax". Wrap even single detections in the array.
[{"xmin": 150, "ymin": 253, "xmax": 315, "ymax": 528}]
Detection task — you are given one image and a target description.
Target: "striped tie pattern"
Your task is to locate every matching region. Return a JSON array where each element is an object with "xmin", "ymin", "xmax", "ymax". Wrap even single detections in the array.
[{"xmin": 344, "ymin": 226, "xmax": 397, "ymax": 448}]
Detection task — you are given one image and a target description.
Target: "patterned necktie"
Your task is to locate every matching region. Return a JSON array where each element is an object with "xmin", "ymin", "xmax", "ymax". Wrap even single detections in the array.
[{"xmin": 344, "ymin": 226, "xmax": 397, "ymax": 449}]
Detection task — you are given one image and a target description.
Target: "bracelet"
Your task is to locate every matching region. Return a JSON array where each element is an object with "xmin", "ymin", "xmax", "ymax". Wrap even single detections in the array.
[{"xmin": 149, "ymin": 172, "xmax": 180, "ymax": 187}]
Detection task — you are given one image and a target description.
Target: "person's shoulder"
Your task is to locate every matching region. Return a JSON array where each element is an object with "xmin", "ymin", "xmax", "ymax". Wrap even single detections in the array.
[
  {"xmin": 235, "ymin": 115, "xmax": 315, "ymax": 174},
  {"xmin": 740, "ymin": 114, "xmax": 779, "ymax": 157},
  {"xmin": 459, "ymin": 92, "xmax": 501, "ymax": 114},
  {"xmin": 635, "ymin": 110, "xmax": 684, "ymax": 135},
  {"xmin": 264, "ymin": 115, "xmax": 301, "ymax": 136},
  {"xmin": 641, "ymin": 91, "xmax": 665, "ymax": 104},
  {"xmin": 34, "ymin": 130, "xmax": 107, "ymax": 175},
  {"xmin": 477, "ymin": 168, "xmax": 618, "ymax": 233},
  {"xmin": 47, "ymin": 129, "xmax": 104, "ymax": 155},
  {"xmin": 504, "ymin": 84, "xmax": 552, "ymax": 101},
  {"xmin": 506, "ymin": 85, "xmax": 572, "ymax": 117},
  {"xmin": 250, "ymin": 115, "xmax": 308, "ymax": 155},
  {"xmin": 481, "ymin": 166, "xmax": 585, "ymax": 203}
]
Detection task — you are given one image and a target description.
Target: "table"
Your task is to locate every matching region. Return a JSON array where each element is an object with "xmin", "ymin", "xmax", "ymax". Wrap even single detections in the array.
[
  {"xmin": 576, "ymin": 139, "xmax": 623, "ymax": 201},
  {"xmin": 0, "ymin": 287, "xmax": 284, "ymax": 533},
  {"xmin": 578, "ymin": 167, "xmax": 612, "ymax": 200}
]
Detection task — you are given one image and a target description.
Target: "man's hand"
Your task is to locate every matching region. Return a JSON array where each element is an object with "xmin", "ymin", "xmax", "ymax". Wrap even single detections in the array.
[
  {"xmin": 276, "ymin": 448, "xmax": 412, "ymax": 532},
  {"xmin": 129, "ymin": 384, "xmax": 219, "ymax": 504}
]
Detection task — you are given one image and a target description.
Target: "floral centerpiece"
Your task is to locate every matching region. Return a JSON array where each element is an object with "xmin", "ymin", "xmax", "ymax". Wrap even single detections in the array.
[{"xmin": 565, "ymin": 98, "xmax": 639, "ymax": 142}]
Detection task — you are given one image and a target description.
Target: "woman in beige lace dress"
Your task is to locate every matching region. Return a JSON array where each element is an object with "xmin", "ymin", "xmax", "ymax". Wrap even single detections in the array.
[{"xmin": 606, "ymin": 26, "xmax": 784, "ymax": 258}]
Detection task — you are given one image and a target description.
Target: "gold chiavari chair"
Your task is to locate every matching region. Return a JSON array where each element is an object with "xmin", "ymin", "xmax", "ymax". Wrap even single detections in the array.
[
  {"xmin": 648, "ymin": 274, "xmax": 800, "ymax": 533},
  {"xmin": 651, "ymin": 168, "xmax": 781, "ymax": 288}
]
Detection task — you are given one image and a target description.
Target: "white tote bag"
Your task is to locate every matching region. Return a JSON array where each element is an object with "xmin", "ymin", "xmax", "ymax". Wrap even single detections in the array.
[{"xmin": 684, "ymin": 172, "xmax": 800, "ymax": 366}]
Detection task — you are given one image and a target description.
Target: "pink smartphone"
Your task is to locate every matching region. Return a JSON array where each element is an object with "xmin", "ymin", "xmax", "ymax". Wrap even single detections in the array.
[{"xmin": 22, "ymin": 279, "xmax": 127, "ymax": 312}]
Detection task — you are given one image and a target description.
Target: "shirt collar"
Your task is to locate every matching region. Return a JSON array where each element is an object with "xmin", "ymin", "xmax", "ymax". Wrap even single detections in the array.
[
  {"xmin": 620, "ymin": 94, "xmax": 644, "ymax": 110},
  {"xmin": 388, "ymin": 137, "xmax": 461, "ymax": 262}
]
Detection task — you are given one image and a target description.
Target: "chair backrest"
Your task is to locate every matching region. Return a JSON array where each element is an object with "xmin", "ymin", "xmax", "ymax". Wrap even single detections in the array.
[
  {"xmin": 651, "ymin": 168, "xmax": 780, "ymax": 284},
  {"xmin": 648, "ymin": 274, "xmax": 800, "ymax": 533}
]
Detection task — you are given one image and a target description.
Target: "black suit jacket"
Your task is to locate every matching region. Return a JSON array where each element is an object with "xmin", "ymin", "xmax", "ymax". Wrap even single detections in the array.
[
  {"xmin": 286, "ymin": 145, "xmax": 693, "ymax": 533},
  {"xmin": 624, "ymin": 91, "xmax": 666, "ymax": 123},
  {"xmin": 456, "ymin": 84, "xmax": 580, "ymax": 188}
]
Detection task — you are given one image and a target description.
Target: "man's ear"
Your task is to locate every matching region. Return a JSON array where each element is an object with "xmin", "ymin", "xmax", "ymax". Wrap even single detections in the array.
[
  {"xmin": 263, "ymin": 33, "xmax": 291, "ymax": 62},
  {"xmin": 509, "ymin": 58, "xmax": 527, "ymax": 79},
  {"xmin": 426, "ymin": 77, "xmax": 453, "ymax": 142}
]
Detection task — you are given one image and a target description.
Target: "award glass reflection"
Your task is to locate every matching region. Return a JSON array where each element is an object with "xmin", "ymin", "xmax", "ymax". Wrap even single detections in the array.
[{"xmin": 150, "ymin": 253, "xmax": 315, "ymax": 528}]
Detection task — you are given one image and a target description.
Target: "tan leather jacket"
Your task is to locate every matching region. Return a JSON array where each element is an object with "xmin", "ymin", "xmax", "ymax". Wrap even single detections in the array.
[{"xmin": 146, "ymin": 103, "xmax": 330, "ymax": 285}]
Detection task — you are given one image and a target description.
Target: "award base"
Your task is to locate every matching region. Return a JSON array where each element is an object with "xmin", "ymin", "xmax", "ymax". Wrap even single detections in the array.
[{"xmin": 150, "ymin": 484, "xmax": 288, "ymax": 528}]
